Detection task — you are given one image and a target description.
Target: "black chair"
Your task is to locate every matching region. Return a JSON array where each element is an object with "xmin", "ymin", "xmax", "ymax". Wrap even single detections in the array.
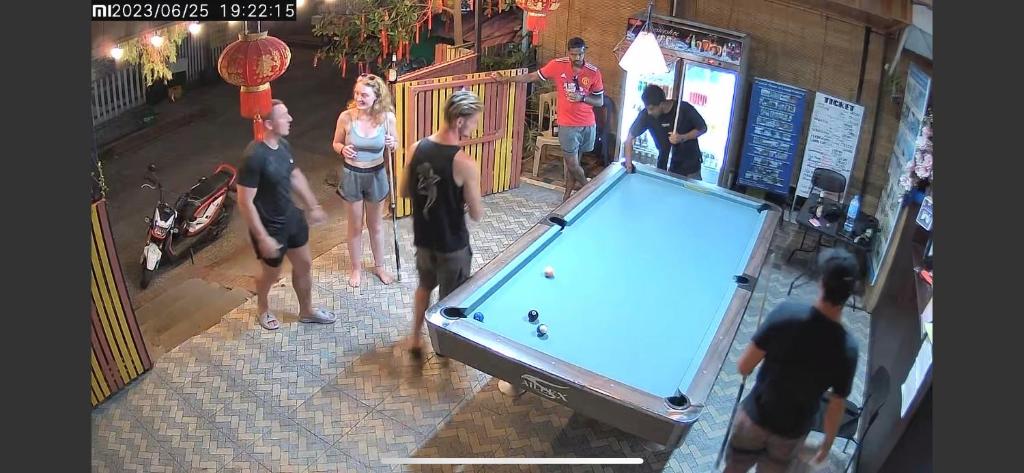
[
  {"xmin": 591, "ymin": 96, "xmax": 618, "ymax": 167},
  {"xmin": 811, "ymin": 366, "xmax": 891, "ymax": 472},
  {"xmin": 788, "ymin": 168, "xmax": 848, "ymax": 263}
]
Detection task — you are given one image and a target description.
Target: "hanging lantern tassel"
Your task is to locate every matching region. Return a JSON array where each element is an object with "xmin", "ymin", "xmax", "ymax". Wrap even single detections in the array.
[
  {"xmin": 240, "ymin": 84, "xmax": 273, "ymax": 140},
  {"xmin": 252, "ymin": 114, "xmax": 266, "ymax": 141},
  {"xmin": 517, "ymin": 0, "xmax": 561, "ymax": 45},
  {"xmin": 527, "ymin": 12, "xmax": 547, "ymax": 45}
]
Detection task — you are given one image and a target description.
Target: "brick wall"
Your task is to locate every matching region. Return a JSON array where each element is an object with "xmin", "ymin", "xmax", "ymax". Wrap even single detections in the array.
[{"xmin": 538, "ymin": 0, "xmax": 923, "ymax": 210}]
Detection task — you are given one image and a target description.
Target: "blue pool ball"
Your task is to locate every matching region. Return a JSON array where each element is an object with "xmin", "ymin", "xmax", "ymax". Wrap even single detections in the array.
[
  {"xmin": 473, "ymin": 312, "xmax": 484, "ymax": 322},
  {"xmin": 528, "ymin": 310, "xmax": 539, "ymax": 322},
  {"xmin": 537, "ymin": 324, "xmax": 548, "ymax": 336}
]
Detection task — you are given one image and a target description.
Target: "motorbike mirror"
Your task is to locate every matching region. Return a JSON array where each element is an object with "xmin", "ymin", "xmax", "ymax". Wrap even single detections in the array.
[{"xmin": 148, "ymin": 163, "xmax": 157, "ymax": 172}]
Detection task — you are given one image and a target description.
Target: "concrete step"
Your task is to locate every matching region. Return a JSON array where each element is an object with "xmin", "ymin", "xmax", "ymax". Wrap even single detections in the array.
[{"xmin": 136, "ymin": 278, "xmax": 250, "ymax": 358}]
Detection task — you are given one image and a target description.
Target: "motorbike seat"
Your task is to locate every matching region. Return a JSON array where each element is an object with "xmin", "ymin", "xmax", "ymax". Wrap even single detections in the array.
[{"xmin": 188, "ymin": 169, "xmax": 233, "ymax": 203}]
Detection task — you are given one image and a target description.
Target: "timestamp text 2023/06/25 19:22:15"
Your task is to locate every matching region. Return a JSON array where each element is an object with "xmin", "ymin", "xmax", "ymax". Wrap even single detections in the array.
[{"xmin": 91, "ymin": 1, "xmax": 298, "ymax": 21}]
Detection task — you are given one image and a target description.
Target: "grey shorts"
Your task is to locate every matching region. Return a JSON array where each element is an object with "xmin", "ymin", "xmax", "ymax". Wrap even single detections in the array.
[
  {"xmin": 416, "ymin": 246, "xmax": 472, "ymax": 300},
  {"xmin": 724, "ymin": 409, "xmax": 807, "ymax": 473},
  {"xmin": 558, "ymin": 125, "xmax": 596, "ymax": 157},
  {"xmin": 337, "ymin": 163, "xmax": 390, "ymax": 203}
]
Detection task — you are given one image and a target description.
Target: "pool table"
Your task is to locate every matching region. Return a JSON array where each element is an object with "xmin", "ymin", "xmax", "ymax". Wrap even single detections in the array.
[{"xmin": 426, "ymin": 163, "xmax": 781, "ymax": 446}]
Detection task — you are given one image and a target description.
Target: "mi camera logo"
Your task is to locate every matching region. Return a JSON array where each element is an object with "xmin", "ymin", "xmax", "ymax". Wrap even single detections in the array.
[{"xmin": 92, "ymin": 4, "xmax": 112, "ymax": 19}]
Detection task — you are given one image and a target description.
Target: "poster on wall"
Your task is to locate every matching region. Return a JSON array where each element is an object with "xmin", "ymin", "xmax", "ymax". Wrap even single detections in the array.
[
  {"xmin": 625, "ymin": 18, "xmax": 745, "ymax": 65},
  {"xmin": 794, "ymin": 93, "xmax": 865, "ymax": 198},
  {"xmin": 871, "ymin": 64, "xmax": 932, "ymax": 284},
  {"xmin": 736, "ymin": 78, "xmax": 807, "ymax": 195}
]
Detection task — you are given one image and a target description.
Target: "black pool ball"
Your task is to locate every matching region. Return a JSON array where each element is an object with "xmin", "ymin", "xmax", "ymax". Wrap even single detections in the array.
[{"xmin": 528, "ymin": 310, "xmax": 539, "ymax": 322}]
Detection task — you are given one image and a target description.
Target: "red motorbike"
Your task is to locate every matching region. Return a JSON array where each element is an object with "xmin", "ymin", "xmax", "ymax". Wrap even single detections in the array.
[{"xmin": 139, "ymin": 163, "xmax": 237, "ymax": 288}]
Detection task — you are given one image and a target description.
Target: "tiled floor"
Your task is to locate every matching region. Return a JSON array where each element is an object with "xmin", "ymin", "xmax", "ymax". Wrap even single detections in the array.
[{"xmin": 92, "ymin": 182, "xmax": 871, "ymax": 473}]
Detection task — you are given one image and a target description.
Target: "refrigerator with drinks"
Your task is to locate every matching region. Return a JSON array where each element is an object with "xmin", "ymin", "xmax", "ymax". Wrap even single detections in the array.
[{"xmin": 615, "ymin": 15, "xmax": 750, "ymax": 187}]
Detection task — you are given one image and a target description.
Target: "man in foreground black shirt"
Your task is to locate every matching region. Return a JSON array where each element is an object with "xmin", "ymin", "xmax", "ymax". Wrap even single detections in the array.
[
  {"xmin": 623, "ymin": 84, "xmax": 707, "ymax": 179},
  {"xmin": 724, "ymin": 248, "xmax": 860, "ymax": 472},
  {"xmin": 237, "ymin": 99, "xmax": 337, "ymax": 331}
]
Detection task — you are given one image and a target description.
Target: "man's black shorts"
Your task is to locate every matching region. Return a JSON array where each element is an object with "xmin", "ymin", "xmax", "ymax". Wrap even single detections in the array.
[{"xmin": 250, "ymin": 212, "xmax": 309, "ymax": 268}]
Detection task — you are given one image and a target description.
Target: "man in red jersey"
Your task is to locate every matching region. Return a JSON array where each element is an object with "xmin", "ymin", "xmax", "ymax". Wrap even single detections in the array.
[{"xmin": 500, "ymin": 37, "xmax": 605, "ymax": 201}]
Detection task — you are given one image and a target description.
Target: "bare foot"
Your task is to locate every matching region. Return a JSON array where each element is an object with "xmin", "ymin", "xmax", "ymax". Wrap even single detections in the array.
[
  {"xmin": 348, "ymin": 268, "xmax": 361, "ymax": 287},
  {"xmin": 371, "ymin": 266, "xmax": 395, "ymax": 285}
]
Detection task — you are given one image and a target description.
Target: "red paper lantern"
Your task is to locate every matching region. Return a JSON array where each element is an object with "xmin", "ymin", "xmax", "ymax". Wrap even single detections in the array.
[
  {"xmin": 516, "ymin": 0, "xmax": 561, "ymax": 44},
  {"xmin": 217, "ymin": 31, "xmax": 291, "ymax": 139}
]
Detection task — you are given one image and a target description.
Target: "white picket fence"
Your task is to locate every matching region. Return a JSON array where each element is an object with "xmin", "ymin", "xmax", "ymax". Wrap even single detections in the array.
[
  {"xmin": 91, "ymin": 64, "xmax": 145, "ymax": 126},
  {"xmin": 91, "ymin": 34, "xmax": 220, "ymax": 126}
]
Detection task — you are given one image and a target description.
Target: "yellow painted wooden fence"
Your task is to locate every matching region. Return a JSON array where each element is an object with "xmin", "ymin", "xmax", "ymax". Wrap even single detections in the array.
[
  {"xmin": 392, "ymin": 68, "xmax": 528, "ymax": 217},
  {"xmin": 91, "ymin": 200, "xmax": 151, "ymax": 407},
  {"xmin": 435, "ymin": 44, "xmax": 474, "ymax": 63}
]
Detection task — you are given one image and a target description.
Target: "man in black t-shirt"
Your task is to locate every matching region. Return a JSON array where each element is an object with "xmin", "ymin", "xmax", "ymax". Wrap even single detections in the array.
[
  {"xmin": 402, "ymin": 90, "xmax": 485, "ymax": 360},
  {"xmin": 724, "ymin": 248, "xmax": 860, "ymax": 473},
  {"xmin": 237, "ymin": 99, "xmax": 337, "ymax": 331},
  {"xmin": 622, "ymin": 84, "xmax": 707, "ymax": 179}
]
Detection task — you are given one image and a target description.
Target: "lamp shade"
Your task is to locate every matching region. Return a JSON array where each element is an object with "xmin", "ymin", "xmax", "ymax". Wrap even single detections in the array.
[{"xmin": 618, "ymin": 31, "xmax": 667, "ymax": 75}]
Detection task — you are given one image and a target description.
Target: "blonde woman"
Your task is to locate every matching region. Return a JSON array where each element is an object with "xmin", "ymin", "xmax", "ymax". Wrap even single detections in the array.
[{"xmin": 332, "ymin": 74, "xmax": 398, "ymax": 287}]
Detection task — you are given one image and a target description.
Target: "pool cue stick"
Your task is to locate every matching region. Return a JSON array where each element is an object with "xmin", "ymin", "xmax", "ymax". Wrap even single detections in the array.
[
  {"xmin": 715, "ymin": 251, "xmax": 775, "ymax": 468},
  {"xmin": 384, "ymin": 117, "xmax": 402, "ymax": 282},
  {"xmin": 669, "ymin": 58, "xmax": 685, "ymax": 171}
]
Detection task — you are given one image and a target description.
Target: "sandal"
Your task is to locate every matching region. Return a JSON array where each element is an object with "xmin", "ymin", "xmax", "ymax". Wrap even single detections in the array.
[
  {"xmin": 299, "ymin": 307, "xmax": 337, "ymax": 325},
  {"xmin": 258, "ymin": 311, "xmax": 280, "ymax": 331}
]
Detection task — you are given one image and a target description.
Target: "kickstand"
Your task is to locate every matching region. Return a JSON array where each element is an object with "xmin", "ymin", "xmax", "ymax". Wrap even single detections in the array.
[{"xmin": 189, "ymin": 247, "xmax": 196, "ymax": 265}]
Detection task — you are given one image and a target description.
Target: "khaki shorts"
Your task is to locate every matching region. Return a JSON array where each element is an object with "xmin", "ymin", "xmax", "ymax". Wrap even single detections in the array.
[
  {"xmin": 724, "ymin": 409, "xmax": 807, "ymax": 473},
  {"xmin": 415, "ymin": 246, "xmax": 472, "ymax": 300}
]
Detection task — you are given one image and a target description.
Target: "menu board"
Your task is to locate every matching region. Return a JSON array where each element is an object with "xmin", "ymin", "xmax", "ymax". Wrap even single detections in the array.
[
  {"xmin": 736, "ymin": 78, "xmax": 807, "ymax": 195},
  {"xmin": 794, "ymin": 93, "xmax": 865, "ymax": 198}
]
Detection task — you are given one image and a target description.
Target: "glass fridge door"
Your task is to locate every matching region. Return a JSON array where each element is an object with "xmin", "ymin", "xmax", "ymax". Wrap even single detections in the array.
[
  {"xmin": 679, "ymin": 62, "xmax": 737, "ymax": 185},
  {"xmin": 618, "ymin": 62, "xmax": 678, "ymax": 166}
]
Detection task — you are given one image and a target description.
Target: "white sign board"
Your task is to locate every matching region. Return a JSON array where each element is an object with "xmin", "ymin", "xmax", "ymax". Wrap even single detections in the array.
[{"xmin": 794, "ymin": 93, "xmax": 865, "ymax": 198}]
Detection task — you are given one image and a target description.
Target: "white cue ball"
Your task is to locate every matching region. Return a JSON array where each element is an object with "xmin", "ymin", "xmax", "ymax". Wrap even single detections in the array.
[
  {"xmin": 537, "ymin": 324, "xmax": 549, "ymax": 336},
  {"xmin": 544, "ymin": 266, "xmax": 555, "ymax": 278}
]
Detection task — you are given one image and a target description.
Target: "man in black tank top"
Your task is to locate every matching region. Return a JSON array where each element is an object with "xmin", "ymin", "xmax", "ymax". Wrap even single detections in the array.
[{"xmin": 402, "ymin": 90, "xmax": 485, "ymax": 360}]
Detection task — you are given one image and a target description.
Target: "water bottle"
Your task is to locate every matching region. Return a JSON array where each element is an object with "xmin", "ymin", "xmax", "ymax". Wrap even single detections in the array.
[{"xmin": 844, "ymin": 195, "xmax": 860, "ymax": 234}]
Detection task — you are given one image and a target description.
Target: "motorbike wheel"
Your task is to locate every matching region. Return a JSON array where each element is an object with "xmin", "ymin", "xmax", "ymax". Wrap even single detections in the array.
[{"xmin": 141, "ymin": 265, "xmax": 155, "ymax": 289}]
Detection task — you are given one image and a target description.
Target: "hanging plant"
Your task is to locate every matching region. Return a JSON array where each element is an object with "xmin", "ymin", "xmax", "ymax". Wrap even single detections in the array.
[
  {"xmin": 91, "ymin": 158, "xmax": 109, "ymax": 201},
  {"xmin": 118, "ymin": 23, "xmax": 190, "ymax": 86},
  {"xmin": 313, "ymin": 0, "xmax": 435, "ymax": 77}
]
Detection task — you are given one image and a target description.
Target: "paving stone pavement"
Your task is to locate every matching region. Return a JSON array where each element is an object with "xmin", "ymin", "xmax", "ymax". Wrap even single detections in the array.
[{"xmin": 92, "ymin": 183, "xmax": 871, "ymax": 473}]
